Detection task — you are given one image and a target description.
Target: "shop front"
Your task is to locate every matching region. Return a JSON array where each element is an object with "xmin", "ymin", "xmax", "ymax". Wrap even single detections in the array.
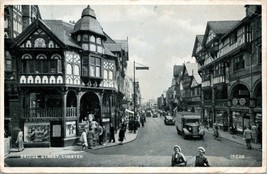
[
  {"xmin": 214, "ymin": 110, "xmax": 228, "ymax": 131},
  {"xmin": 231, "ymin": 110, "xmax": 250, "ymax": 134}
]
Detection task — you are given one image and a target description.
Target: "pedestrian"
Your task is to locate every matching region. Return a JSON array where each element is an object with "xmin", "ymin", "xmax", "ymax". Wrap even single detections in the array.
[
  {"xmin": 118, "ymin": 126, "xmax": 125, "ymax": 144},
  {"xmin": 87, "ymin": 125, "xmax": 94, "ymax": 149},
  {"xmin": 121, "ymin": 121, "xmax": 127, "ymax": 132},
  {"xmin": 96, "ymin": 124, "xmax": 103, "ymax": 145},
  {"xmin": 80, "ymin": 128, "xmax": 88, "ymax": 151},
  {"xmin": 140, "ymin": 117, "xmax": 144, "ymax": 127},
  {"xmin": 102, "ymin": 125, "xmax": 107, "ymax": 145},
  {"xmin": 243, "ymin": 126, "xmax": 252, "ymax": 149},
  {"xmin": 195, "ymin": 147, "xmax": 210, "ymax": 167},
  {"xmin": 257, "ymin": 124, "xmax": 262, "ymax": 149},
  {"xmin": 109, "ymin": 123, "xmax": 115, "ymax": 143},
  {"xmin": 171, "ymin": 145, "xmax": 187, "ymax": 167},
  {"xmin": 251, "ymin": 123, "xmax": 257, "ymax": 143},
  {"xmin": 16, "ymin": 129, "xmax": 24, "ymax": 152}
]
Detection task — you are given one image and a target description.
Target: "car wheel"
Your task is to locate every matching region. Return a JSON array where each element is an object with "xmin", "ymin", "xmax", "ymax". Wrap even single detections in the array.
[{"xmin": 200, "ymin": 135, "xmax": 204, "ymax": 140}]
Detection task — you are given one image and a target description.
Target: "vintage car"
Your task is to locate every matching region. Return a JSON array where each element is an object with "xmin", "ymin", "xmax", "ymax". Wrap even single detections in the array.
[
  {"xmin": 164, "ymin": 115, "xmax": 175, "ymax": 125},
  {"xmin": 174, "ymin": 112, "xmax": 205, "ymax": 139}
]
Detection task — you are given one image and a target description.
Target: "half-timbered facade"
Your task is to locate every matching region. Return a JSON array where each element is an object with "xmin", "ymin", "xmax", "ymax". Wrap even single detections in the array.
[
  {"xmin": 6, "ymin": 6, "xmax": 129, "ymax": 147},
  {"xmin": 192, "ymin": 5, "xmax": 262, "ymax": 132}
]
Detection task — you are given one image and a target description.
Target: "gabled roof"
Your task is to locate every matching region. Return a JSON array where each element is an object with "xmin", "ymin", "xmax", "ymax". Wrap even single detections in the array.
[
  {"xmin": 184, "ymin": 63, "xmax": 199, "ymax": 76},
  {"xmin": 192, "ymin": 35, "xmax": 204, "ymax": 57},
  {"xmin": 114, "ymin": 40, "xmax": 129, "ymax": 53},
  {"xmin": 202, "ymin": 20, "xmax": 240, "ymax": 46},
  {"xmin": 104, "ymin": 31, "xmax": 116, "ymax": 43},
  {"xmin": 104, "ymin": 43, "xmax": 123, "ymax": 52},
  {"xmin": 43, "ymin": 20, "xmax": 81, "ymax": 49},
  {"xmin": 11, "ymin": 19, "xmax": 66, "ymax": 48}
]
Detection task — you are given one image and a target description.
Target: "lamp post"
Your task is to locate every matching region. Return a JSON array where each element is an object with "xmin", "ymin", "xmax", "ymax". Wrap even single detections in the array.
[{"xmin": 133, "ymin": 61, "xmax": 149, "ymax": 133}]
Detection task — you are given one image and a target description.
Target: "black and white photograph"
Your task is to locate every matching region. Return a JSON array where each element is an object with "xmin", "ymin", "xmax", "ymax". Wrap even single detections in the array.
[{"xmin": 1, "ymin": 0, "xmax": 266, "ymax": 173}]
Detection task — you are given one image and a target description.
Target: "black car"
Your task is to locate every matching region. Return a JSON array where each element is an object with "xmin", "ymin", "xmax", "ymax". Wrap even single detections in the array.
[{"xmin": 164, "ymin": 116, "xmax": 175, "ymax": 125}]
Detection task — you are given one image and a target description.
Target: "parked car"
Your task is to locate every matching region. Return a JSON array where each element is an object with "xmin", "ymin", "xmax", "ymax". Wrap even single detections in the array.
[{"xmin": 164, "ymin": 115, "xmax": 175, "ymax": 125}]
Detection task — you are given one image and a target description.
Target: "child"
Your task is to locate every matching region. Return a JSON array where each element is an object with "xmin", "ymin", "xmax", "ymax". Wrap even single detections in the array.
[{"xmin": 80, "ymin": 129, "xmax": 88, "ymax": 151}]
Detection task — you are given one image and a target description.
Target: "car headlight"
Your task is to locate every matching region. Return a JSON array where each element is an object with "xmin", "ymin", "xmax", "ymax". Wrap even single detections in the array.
[{"xmin": 188, "ymin": 127, "xmax": 192, "ymax": 131}]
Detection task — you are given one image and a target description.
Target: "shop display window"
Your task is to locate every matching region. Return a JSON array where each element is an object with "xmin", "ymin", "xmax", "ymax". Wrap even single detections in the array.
[{"xmin": 24, "ymin": 122, "xmax": 50, "ymax": 143}]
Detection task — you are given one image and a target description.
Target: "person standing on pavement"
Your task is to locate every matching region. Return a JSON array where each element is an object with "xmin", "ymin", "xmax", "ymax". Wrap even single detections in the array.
[
  {"xmin": 243, "ymin": 126, "xmax": 252, "ymax": 149},
  {"xmin": 87, "ymin": 124, "xmax": 94, "ymax": 149},
  {"xmin": 97, "ymin": 124, "xmax": 104, "ymax": 145},
  {"xmin": 140, "ymin": 116, "xmax": 145, "ymax": 127},
  {"xmin": 80, "ymin": 128, "xmax": 88, "ymax": 151},
  {"xmin": 118, "ymin": 126, "xmax": 125, "ymax": 144},
  {"xmin": 195, "ymin": 147, "xmax": 210, "ymax": 167},
  {"xmin": 171, "ymin": 145, "xmax": 187, "ymax": 167},
  {"xmin": 102, "ymin": 125, "xmax": 107, "ymax": 145},
  {"xmin": 109, "ymin": 123, "xmax": 115, "ymax": 143},
  {"xmin": 257, "ymin": 124, "xmax": 262, "ymax": 149},
  {"xmin": 16, "ymin": 129, "xmax": 24, "ymax": 152},
  {"xmin": 251, "ymin": 123, "xmax": 257, "ymax": 143}
]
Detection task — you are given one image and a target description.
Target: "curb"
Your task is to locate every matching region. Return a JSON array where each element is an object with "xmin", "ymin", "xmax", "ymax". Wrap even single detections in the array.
[
  {"xmin": 6, "ymin": 131, "xmax": 139, "ymax": 158},
  {"xmin": 205, "ymin": 131, "xmax": 262, "ymax": 152},
  {"xmin": 89, "ymin": 131, "xmax": 139, "ymax": 150}
]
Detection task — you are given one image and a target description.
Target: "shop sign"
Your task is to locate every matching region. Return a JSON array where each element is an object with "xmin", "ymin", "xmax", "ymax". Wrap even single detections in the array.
[
  {"xmin": 232, "ymin": 98, "xmax": 238, "ymax": 105},
  {"xmin": 239, "ymin": 98, "xmax": 246, "ymax": 105}
]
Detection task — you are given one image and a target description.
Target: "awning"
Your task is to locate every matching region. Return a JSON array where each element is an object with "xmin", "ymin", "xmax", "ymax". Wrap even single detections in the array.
[{"xmin": 125, "ymin": 109, "xmax": 134, "ymax": 114}]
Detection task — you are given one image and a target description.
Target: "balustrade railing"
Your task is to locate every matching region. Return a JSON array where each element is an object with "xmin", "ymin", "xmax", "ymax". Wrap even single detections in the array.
[
  {"xmin": 66, "ymin": 107, "xmax": 77, "ymax": 117},
  {"xmin": 23, "ymin": 108, "xmax": 62, "ymax": 118}
]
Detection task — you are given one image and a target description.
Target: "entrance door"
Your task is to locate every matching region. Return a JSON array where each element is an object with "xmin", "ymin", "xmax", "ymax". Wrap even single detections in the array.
[{"xmin": 50, "ymin": 121, "xmax": 62, "ymax": 147}]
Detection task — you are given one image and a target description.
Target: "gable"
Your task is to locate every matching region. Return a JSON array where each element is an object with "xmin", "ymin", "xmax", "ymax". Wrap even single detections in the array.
[
  {"xmin": 19, "ymin": 28, "xmax": 61, "ymax": 49},
  {"xmin": 206, "ymin": 28, "xmax": 216, "ymax": 45},
  {"xmin": 12, "ymin": 19, "xmax": 65, "ymax": 49}
]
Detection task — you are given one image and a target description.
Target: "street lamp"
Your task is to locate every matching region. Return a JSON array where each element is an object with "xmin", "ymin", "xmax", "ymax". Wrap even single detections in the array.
[{"xmin": 133, "ymin": 61, "xmax": 149, "ymax": 133}]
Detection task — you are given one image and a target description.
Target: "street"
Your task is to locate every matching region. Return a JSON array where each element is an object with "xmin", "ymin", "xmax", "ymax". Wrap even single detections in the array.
[{"xmin": 5, "ymin": 116, "xmax": 262, "ymax": 167}]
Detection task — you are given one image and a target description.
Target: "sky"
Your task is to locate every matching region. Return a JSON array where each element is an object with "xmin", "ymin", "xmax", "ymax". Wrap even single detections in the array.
[{"xmin": 39, "ymin": 2, "xmax": 246, "ymax": 102}]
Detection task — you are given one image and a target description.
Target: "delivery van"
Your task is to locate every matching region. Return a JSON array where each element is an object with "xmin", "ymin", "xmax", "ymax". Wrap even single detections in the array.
[{"xmin": 174, "ymin": 112, "xmax": 205, "ymax": 139}]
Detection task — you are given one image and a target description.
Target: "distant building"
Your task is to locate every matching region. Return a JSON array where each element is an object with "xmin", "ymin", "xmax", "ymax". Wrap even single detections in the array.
[{"xmin": 179, "ymin": 63, "xmax": 201, "ymax": 114}]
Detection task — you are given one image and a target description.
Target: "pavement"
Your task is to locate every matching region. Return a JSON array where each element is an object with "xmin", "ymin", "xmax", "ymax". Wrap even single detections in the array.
[
  {"xmin": 6, "ymin": 124, "xmax": 262, "ymax": 159},
  {"xmin": 6, "ymin": 129, "xmax": 139, "ymax": 158},
  {"xmin": 202, "ymin": 126, "xmax": 262, "ymax": 151}
]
